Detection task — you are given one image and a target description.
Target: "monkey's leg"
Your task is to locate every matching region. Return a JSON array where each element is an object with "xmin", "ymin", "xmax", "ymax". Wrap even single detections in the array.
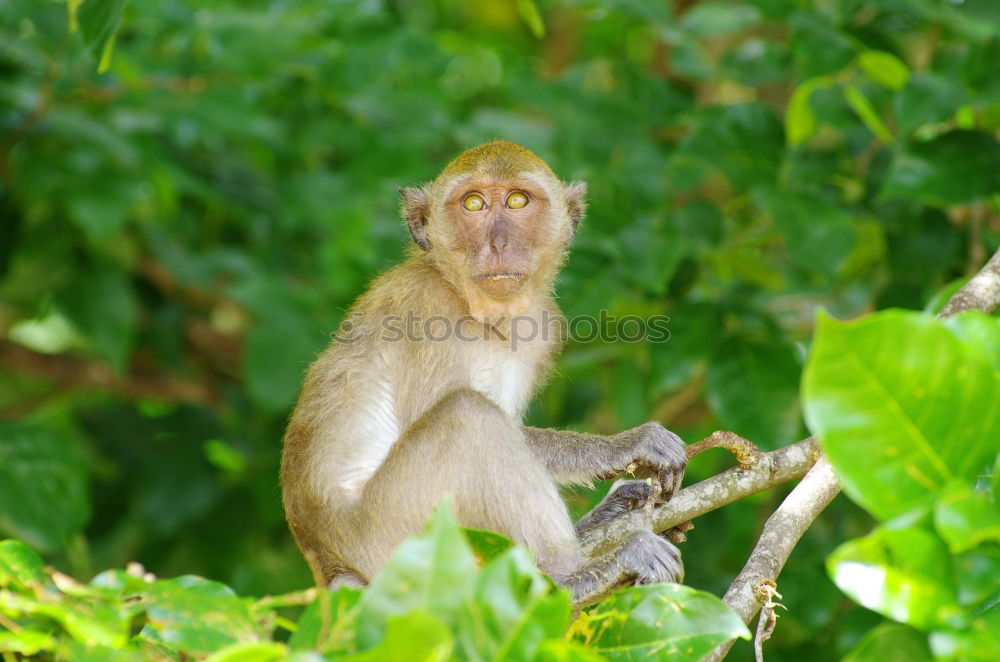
[
  {"xmin": 344, "ymin": 388, "xmax": 586, "ymax": 582},
  {"xmin": 564, "ymin": 529, "xmax": 683, "ymax": 608}
]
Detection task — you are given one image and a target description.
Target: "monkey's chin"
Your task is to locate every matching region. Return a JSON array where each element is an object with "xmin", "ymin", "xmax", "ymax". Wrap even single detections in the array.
[{"xmin": 474, "ymin": 273, "xmax": 527, "ymax": 299}]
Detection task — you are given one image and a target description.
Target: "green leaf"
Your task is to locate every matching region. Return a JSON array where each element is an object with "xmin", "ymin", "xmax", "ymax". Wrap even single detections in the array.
[
  {"xmin": 827, "ymin": 525, "xmax": 961, "ymax": 629},
  {"xmin": 287, "ymin": 587, "xmax": 362, "ymax": 653},
  {"xmin": 802, "ymin": 310, "xmax": 1000, "ymax": 520},
  {"xmin": 459, "ymin": 547, "xmax": 571, "ymax": 660},
  {"xmin": 954, "ymin": 545, "xmax": 1000, "ymax": 609},
  {"xmin": 0, "ymin": 540, "xmax": 47, "ymax": 588},
  {"xmin": 515, "ymin": 0, "xmax": 545, "ymax": 38},
  {"xmin": 76, "ymin": 0, "xmax": 129, "ymax": 73},
  {"xmin": 753, "ymin": 189, "xmax": 857, "ymax": 279},
  {"xmin": 573, "ymin": 583, "xmax": 750, "ymax": 661},
  {"xmin": 462, "ymin": 528, "xmax": 515, "ymax": 564},
  {"xmin": 204, "ymin": 642, "xmax": 288, "ymax": 662},
  {"xmin": 843, "ymin": 84, "xmax": 895, "ymax": 144},
  {"xmin": 943, "ymin": 312, "xmax": 1000, "ymax": 372},
  {"xmin": 56, "ymin": 261, "xmax": 137, "ymax": 373},
  {"xmin": 0, "ymin": 423, "xmax": 90, "ymax": 552},
  {"xmin": 354, "ymin": 497, "xmax": 477, "ymax": 648},
  {"xmin": 842, "ymin": 623, "xmax": 932, "ymax": 662},
  {"xmin": 934, "ymin": 484, "xmax": 1000, "ymax": 553},
  {"xmin": 857, "ymin": 50, "xmax": 910, "ymax": 90},
  {"xmin": 0, "ymin": 589, "xmax": 129, "ymax": 648},
  {"xmin": 140, "ymin": 576, "xmax": 263, "ymax": 655},
  {"xmin": 0, "ymin": 630, "xmax": 56, "ymax": 655},
  {"xmin": 679, "ymin": 2, "xmax": 761, "ymax": 36},
  {"xmin": 707, "ymin": 336, "xmax": 802, "ymax": 450},
  {"xmin": 535, "ymin": 639, "xmax": 609, "ymax": 661},
  {"xmin": 674, "ymin": 102, "xmax": 784, "ymax": 189},
  {"xmin": 340, "ymin": 611, "xmax": 452, "ymax": 662},
  {"xmin": 894, "ymin": 74, "xmax": 966, "ymax": 135},
  {"xmin": 785, "ymin": 77, "xmax": 834, "ymax": 145},
  {"xmin": 929, "ymin": 608, "xmax": 1000, "ymax": 662},
  {"xmin": 881, "ymin": 131, "xmax": 1000, "ymax": 207}
]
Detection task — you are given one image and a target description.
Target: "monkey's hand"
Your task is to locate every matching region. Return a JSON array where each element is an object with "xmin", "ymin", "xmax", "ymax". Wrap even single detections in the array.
[
  {"xmin": 619, "ymin": 422, "xmax": 687, "ymax": 500},
  {"xmin": 575, "ymin": 479, "xmax": 655, "ymax": 536}
]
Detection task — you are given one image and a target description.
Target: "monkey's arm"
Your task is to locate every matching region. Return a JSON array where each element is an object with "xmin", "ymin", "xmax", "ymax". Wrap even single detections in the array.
[{"xmin": 522, "ymin": 422, "xmax": 686, "ymax": 494}]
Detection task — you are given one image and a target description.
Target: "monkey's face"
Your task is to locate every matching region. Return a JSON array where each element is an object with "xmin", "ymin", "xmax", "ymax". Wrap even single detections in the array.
[
  {"xmin": 400, "ymin": 141, "xmax": 586, "ymax": 317},
  {"xmin": 444, "ymin": 177, "xmax": 552, "ymax": 299}
]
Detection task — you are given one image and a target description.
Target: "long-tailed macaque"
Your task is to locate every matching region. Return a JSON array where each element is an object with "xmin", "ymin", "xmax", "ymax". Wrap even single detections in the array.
[{"xmin": 281, "ymin": 141, "xmax": 687, "ymax": 606}]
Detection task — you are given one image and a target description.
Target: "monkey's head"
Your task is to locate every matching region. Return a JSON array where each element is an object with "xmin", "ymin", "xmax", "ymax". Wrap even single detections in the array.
[{"xmin": 400, "ymin": 140, "xmax": 586, "ymax": 321}]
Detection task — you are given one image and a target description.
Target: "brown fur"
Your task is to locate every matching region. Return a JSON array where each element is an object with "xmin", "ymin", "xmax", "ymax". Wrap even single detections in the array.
[{"xmin": 281, "ymin": 141, "xmax": 686, "ymax": 605}]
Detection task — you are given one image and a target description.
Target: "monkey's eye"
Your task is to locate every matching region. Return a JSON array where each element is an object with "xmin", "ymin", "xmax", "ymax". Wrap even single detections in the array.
[
  {"xmin": 463, "ymin": 194, "xmax": 486, "ymax": 211},
  {"xmin": 506, "ymin": 191, "xmax": 528, "ymax": 209}
]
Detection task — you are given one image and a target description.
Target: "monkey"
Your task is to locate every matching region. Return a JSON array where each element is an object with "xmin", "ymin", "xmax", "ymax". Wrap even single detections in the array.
[{"xmin": 281, "ymin": 140, "xmax": 687, "ymax": 607}]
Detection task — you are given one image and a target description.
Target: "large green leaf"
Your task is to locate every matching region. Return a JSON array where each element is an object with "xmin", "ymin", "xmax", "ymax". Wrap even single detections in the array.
[
  {"xmin": 0, "ymin": 423, "xmax": 90, "ymax": 552},
  {"xmin": 934, "ymin": 484, "xmax": 1000, "ymax": 553},
  {"xmin": 139, "ymin": 576, "xmax": 264, "ymax": 655},
  {"xmin": 928, "ymin": 608, "xmax": 1000, "ymax": 662},
  {"xmin": 857, "ymin": 50, "xmax": 910, "ymax": 90},
  {"xmin": 827, "ymin": 525, "xmax": 960, "ymax": 629},
  {"xmin": 0, "ymin": 540, "xmax": 47, "ymax": 589},
  {"xmin": 573, "ymin": 583, "xmax": 750, "ymax": 661},
  {"xmin": 894, "ymin": 74, "xmax": 966, "ymax": 135},
  {"xmin": 354, "ymin": 498, "xmax": 477, "ymax": 648},
  {"xmin": 338, "ymin": 611, "xmax": 452, "ymax": 662},
  {"xmin": 842, "ymin": 623, "xmax": 932, "ymax": 662},
  {"xmin": 459, "ymin": 547, "xmax": 571, "ymax": 660},
  {"xmin": 287, "ymin": 586, "xmax": 362, "ymax": 653},
  {"xmin": 803, "ymin": 310, "xmax": 1000, "ymax": 520},
  {"xmin": 881, "ymin": 131, "xmax": 1000, "ymax": 207},
  {"xmin": 76, "ymin": 0, "xmax": 130, "ymax": 72}
]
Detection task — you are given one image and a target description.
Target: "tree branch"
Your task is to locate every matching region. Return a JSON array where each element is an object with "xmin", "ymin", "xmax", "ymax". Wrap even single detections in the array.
[
  {"xmin": 700, "ymin": 458, "xmax": 840, "ymax": 662},
  {"xmin": 938, "ymin": 245, "xmax": 1000, "ymax": 318},
  {"xmin": 579, "ymin": 437, "xmax": 821, "ymax": 556},
  {"xmin": 700, "ymin": 245, "xmax": 1000, "ymax": 661},
  {"xmin": 0, "ymin": 339, "xmax": 217, "ymax": 409}
]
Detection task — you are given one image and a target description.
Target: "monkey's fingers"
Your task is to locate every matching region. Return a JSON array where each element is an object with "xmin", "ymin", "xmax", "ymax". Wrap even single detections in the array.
[{"xmin": 655, "ymin": 466, "xmax": 684, "ymax": 502}]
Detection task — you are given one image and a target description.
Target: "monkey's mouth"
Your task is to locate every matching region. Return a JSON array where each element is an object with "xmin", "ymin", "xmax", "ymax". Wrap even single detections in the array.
[
  {"xmin": 473, "ymin": 271, "xmax": 527, "ymax": 298},
  {"xmin": 474, "ymin": 271, "xmax": 526, "ymax": 282}
]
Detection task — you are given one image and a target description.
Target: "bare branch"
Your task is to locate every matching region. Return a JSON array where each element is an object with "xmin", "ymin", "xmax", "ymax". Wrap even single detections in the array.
[
  {"xmin": 701, "ymin": 457, "xmax": 840, "ymax": 662},
  {"xmin": 0, "ymin": 339, "xmax": 217, "ymax": 408},
  {"xmin": 579, "ymin": 437, "xmax": 821, "ymax": 556},
  {"xmin": 938, "ymin": 245, "xmax": 1000, "ymax": 318}
]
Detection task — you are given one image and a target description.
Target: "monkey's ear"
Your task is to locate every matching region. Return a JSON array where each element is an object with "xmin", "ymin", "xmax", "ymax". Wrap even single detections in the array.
[
  {"xmin": 565, "ymin": 181, "xmax": 587, "ymax": 234},
  {"xmin": 399, "ymin": 186, "xmax": 431, "ymax": 250}
]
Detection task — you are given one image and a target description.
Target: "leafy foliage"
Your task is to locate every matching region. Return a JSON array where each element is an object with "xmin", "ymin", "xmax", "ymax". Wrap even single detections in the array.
[
  {"xmin": 0, "ymin": 504, "xmax": 748, "ymax": 660},
  {"xmin": 1, "ymin": 0, "xmax": 999, "ymax": 660},
  {"xmin": 803, "ymin": 310, "xmax": 1000, "ymax": 661}
]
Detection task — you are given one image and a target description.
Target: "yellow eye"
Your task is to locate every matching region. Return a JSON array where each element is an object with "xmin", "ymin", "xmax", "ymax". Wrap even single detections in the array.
[
  {"xmin": 463, "ymin": 194, "xmax": 486, "ymax": 211},
  {"xmin": 506, "ymin": 192, "xmax": 528, "ymax": 209}
]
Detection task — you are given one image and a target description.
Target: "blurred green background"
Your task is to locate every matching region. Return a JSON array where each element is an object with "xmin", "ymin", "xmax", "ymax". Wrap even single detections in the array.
[{"xmin": 2, "ymin": 1, "xmax": 999, "ymax": 660}]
